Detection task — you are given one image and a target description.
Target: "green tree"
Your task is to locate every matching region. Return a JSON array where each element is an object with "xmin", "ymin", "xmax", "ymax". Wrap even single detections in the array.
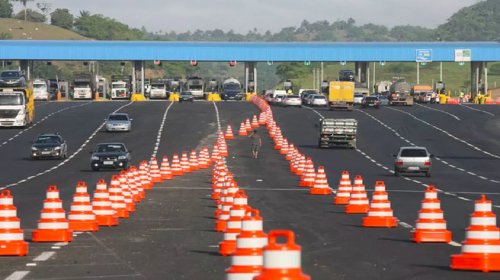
[
  {"xmin": 12, "ymin": 0, "xmax": 33, "ymax": 21},
  {"xmin": 14, "ymin": 9, "xmax": 45, "ymax": 22},
  {"xmin": 0, "ymin": 32, "xmax": 13, "ymax": 39},
  {"xmin": 74, "ymin": 11, "xmax": 144, "ymax": 40},
  {"xmin": 50, "ymin": 8, "xmax": 73, "ymax": 29},
  {"xmin": 0, "ymin": 0, "xmax": 13, "ymax": 18}
]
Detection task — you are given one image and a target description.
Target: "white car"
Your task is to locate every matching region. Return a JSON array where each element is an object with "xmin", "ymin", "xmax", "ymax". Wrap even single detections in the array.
[
  {"xmin": 308, "ymin": 94, "xmax": 328, "ymax": 106},
  {"xmin": 281, "ymin": 95, "xmax": 302, "ymax": 107},
  {"xmin": 354, "ymin": 94, "xmax": 364, "ymax": 105},
  {"xmin": 272, "ymin": 94, "xmax": 286, "ymax": 105},
  {"xmin": 105, "ymin": 113, "xmax": 132, "ymax": 132}
]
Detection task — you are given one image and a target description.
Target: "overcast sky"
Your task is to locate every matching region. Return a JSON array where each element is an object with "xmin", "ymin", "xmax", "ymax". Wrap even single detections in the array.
[{"xmin": 14, "ymin": 0, "xmax": 479, "ymax": 33}]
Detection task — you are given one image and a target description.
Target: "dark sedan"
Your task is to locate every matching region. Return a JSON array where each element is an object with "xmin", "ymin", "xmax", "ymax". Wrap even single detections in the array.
[
  {"xmin": 179, "ymin": 91, "xmax": 194, "ymax": 102},
  {"xmin": 31, "ymin": 133, "xmax": 68, "ymax": 160},
  {"xmin": 361, "ymin": 96, "xmax": 381, "ymax": 108},
  {"xmin": 90, "ymin": 143, "xmax": 131, "ymax": 171}
]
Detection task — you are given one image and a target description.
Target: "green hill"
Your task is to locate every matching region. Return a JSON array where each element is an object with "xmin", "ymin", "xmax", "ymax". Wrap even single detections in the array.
[{"xmin": 0, "ymin": 18, "xmax": 88, "ymax": 40}]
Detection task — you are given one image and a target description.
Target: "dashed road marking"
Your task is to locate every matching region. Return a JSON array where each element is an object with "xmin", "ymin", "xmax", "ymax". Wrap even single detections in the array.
[
  {"xmin": 212, "ymin": 101, "xmax": 222, "ymax": 132},
  {"xmin": 459, "ymin": 104, "xmax": 496, "ymax": 117},
  {"xmin": 33, "ymin": 251, "xmax": 55, "ymax": 261},
  {"xmin": 151, "ymin": 102, "xmax": 175, "ymax": 159},
  {"xmin": 415, "ymin": 103, "xmax": 461, "ymax": 120},
  {"xmin": 449, "ymin": 241, "xmax": 462, "ymax": 247},
  {"xmin": 4, "ymin": 271, "xmax": 30, "ymax": 280}
]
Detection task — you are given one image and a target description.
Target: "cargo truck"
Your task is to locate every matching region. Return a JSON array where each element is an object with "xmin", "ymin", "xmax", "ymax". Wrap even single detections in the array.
[
  {"xmin": 149, "ymin": 80, "xmax": 168, "ymax": 99},
  {"xmin": 185, "ymin": 76, "xmax": 205, "ymax": 99},
  {"xmin": 389, "ymin": 80, "xmax": 413, "ymax": 106},
  {"xmin": 0, "ymin": 84, "xmax": 34, "ymax": 128},
  {"xmin": 317, "ymin": 118, "xmax": 357, "ymax": 149},
  {"xmin": 33, "ymin": 79, "xmax": 49, "ymax": 101},
  {"xmin": 110, "ymin": 75, "xmax": 132, "ymax": 100},
  {"xmin": 221, "ymin": 78, "xmax": 243, "ymax": 100},
  {"xmin": 328, "ymin": 81, "xmax": 355, "ymax": 110},
  {"xmin": 72, "ymin": 73, "xmax": 96, "ymax": 100}
]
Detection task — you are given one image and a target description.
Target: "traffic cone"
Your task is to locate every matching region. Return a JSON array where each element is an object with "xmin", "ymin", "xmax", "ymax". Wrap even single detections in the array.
[
  {"xmin": 254, "ymin": 230, "xmax": 310, "ymax": 280},
  {"xmin": 285, "ymin": 144, "xmax": 295, "ymax": 161},
  {"xmin": 225, "ymin": 209, "xmax": 268, "ymax": 280},
  {"xmin": 160, "ymin": 156, "xmax": 173, "ymax": 180},
  {"xmin": 451, "ymin": 195, "xmax": 500, "ymax": 272},
  {"xmin": 334, "ymin": 171, "xmax": 352, "ymax": 205},
  {"xmin": 279, "ymin": 139, "xmax": 289, "ymax": 155},
  {"xmin": 412, "ymin": 186, "xmax": 451, "ymax": 243},
  {"xmin": 295, "ymin": 156, "xmax": 306, "ymax": 176},
  {"xmin": 299, "ymin": 158, "xmax": 316, "ymax": 188},
  {"xmin": 215, "ymin": 178, "xmax": 238, "ymax": 220},
  {"xmin": 68, "ymin": 181, "xmax": 98, "ymax": 232},
  {"xmin": 131, "ymin": 166, "xmax": 145, "ymax": 200},
  {"xmin": 362, "ymin": 181, "xmax": 398, "ymax": 227},
  {"xmin": 220, "ymin": 191, "xmax": 249, "ymax": 256},
  {"xmin": 92, "ymin": 179, "xmax": 119, "ymax": 226},
  {"xmin": 108, "ymin": 175, "xmax": 129, "ymax": 219},
  {"xmin": 149, "ymin": 157, "xmax": 162, "ymax": 183},
  {"xmin": 212, "ymin": 168, "xmax": 227, "ymax": 200},
  {"xmin": 345, "ymin": 175, "xmax": 369, "ymax": 214},
  {"xmin": 126, "ymin": 167, "xmax": 141, "ymax": 202},
  {"xmin": 273, "ymin": 135, "xmax": 283, "ymax": 150},
  {"xmin": 181, "ymin": 152, "xmax": 191, "ymax": 173},
  {"xmin": 251, "ymin": 115, "xmax": 259, "ymax": 128},
  {"xmin": 139, "ymin": 160, "xmax": 153, "ymax": 190},
  {"xmin": 32, "ymin": 185, "xmax": 73, "ymax": 242},
  {"xmin": 225, "ymin": 125, "xmax": 235, "ymax": 140},
  {"xmin": 238, "ymin": 122, "xmax": 248, "ymax": 136},
  {"xmin": 309, "ymin": 166, "xmax": 333, "ymax": 195},
  {"xmin": 189, "ymin": 150, "xmax": 200, "ymax": 171},
  {"xmin": 170, "ymin": 154, "xmax": 183, "ymax": 176},
  {"xmin": 119, "ymin": 171, "xmax": 135, "ymax": 213},
  {"xmin": 258, "ymin": 112, "xmax": 266, "ymax": 125},
  {"xmin": 245, "ymin": 118, "xmax": 252, "ymax": 132},
  {"xmin": 212, "ymin": 145, "xmax": 222, "ymax": 162},
  {"xmin": 0, "ymin": 190, "xmax": 28, "ymax": 256}
]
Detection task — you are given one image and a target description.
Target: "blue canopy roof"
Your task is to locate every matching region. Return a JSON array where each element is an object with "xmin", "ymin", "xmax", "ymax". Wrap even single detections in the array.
[{"xmin": 1, "ymin": 40, "xmax": 499, "ymax": 62}]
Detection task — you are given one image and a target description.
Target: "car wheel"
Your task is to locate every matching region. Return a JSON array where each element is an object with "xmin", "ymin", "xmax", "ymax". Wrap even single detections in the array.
[{"xmin": 394, "ymin": 169, "xmax": 399, "ymax": 177}]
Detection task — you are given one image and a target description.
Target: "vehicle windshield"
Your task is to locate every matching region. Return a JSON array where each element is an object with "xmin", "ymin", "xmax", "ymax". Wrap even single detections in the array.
[
  {"xmin": 224, "ymin": 84, "xmax": 240, "ymax": 91},
  {"xmin": 34, "ymin": 83, "xmax": 47, "ymax": 89},
  {"xmin": 96, "ymin": 144, "xmax": 125, "ymax": 153},
  {"xmin": 401, "ymin": 149, "xmax": 427, "ymax": 157},
  {"xmin": 151, "ymin": 84, "xmax": 165, "ymax": 89},
  {"xmin": 112, "ymin": 83, "xmax": 126, "ymax": 89},
  {"xmin": 355, "ymin": 94, "xmax": 364, "ymax": 97},
  {"xmin": 0, "ymin": 71, "xmax": 20, "ymax": 78},
  {"xmin": 314, "ymin": 96, "xmax": 326, "ymax": 99},
  {"xmin": 188, "ymin": 85, "xmax": 203, "ymax": 90},
  {"xmin": 35, "ymin": 136, "xmax": 61, "ymax": 144},
  {"xmin": 366, "ymin": 97, "xmax": 378, "ymax": 101},
  {"xmin": 0, "ymin": 95, "xmax": 24, "ymax": 105},
  {"xmin": 108, "ymin": 114, "xmax": 128, "ymax": 121},
  {"xmin": 74, "ymin": 82, "xmax": 90, "ymax": 88}
]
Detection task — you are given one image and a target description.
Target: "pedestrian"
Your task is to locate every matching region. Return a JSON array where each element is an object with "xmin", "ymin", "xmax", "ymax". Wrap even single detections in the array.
[{"xmin": 248, "ymin": 129, "xmax": 262, "ymax": 159}]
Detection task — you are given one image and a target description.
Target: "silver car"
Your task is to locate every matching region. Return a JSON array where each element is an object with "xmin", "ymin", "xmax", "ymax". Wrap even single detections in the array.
[
  {"xmin": 105, "ymin": 113, "xmax": 132, "ymax": 132},
  {"xmin": 394, "ymin": 146, "xmax": 433, "ymax": 177}
]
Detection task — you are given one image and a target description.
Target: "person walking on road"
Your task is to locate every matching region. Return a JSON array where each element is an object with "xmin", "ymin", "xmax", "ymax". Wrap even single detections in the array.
[{"xmin": 248, "ymin": 129, "xmax": 262, "ymax": 159}]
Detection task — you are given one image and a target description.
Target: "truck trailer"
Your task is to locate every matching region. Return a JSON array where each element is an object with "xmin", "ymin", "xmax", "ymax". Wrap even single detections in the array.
[
  {"xmin": 317, "ymin": 118, "xmax": 357, "ymax": 149},
  {"xmin": 328, "ymin": 81, "xmax": 355, "ymax": 110},
  {"xmin": 0, "ymin": 85, "xmax": 34, "ymax": 128}
]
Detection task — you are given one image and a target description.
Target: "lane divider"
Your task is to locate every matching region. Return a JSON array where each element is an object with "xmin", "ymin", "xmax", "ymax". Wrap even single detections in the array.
[
  {"xmin": 150, "ymin": 102, "xmax": 175, "ymax": 159},
  {"xmin": 459, "ymin": 104, "xmax": 496, "ymax": 117},
  {"xmin": 415, "ymin": 103, "xmax": 461, "ymax": 120}
]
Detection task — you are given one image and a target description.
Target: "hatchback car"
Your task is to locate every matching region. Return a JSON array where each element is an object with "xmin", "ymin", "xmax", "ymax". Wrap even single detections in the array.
[
  {"xmin": 179, "ymin": 91, "xmax": 194, "ymax": 102},
  {"xmin": 308, "ymin": 94, "xmax": 328, "ymax": 107},
  {"xmin": 105, "ymin": 113, "xmax": 132, "ymax": 132},
  {"xmin": 377, "ymin": 95, "xmax": 389, "ymax": 106},
  {"xmin": 272, "ymin": 94, "xmax": 286, "ymax": 105},
  {"xmin": 394, "ymin": 146, "xmax": 433, "ymax": 177},
  {"xmin": 281, "ymin": 95, "xmax": 302, "ymax": 107},
  {"xmin": 353, "ymin": 94, "xmax": 364, "ymax": 105},
  {"xmin": 361, "ymin": 96, "xmax": 380, "ymax": 108},
  {"xmin": 31, "ymin": 133, "xmax": 68, "ymax": 160},
  {"xmin": 0, "ymin": 70, "xmax": 27, "ymax": 87},
  {"xmin": 90, "ymin": 143, "xmax": 131, "ymax": 171}
]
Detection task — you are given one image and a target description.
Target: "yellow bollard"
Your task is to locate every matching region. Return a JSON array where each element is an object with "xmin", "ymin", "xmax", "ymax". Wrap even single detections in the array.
[{"xmin": 56, "ymin": 91, "xmax": 61, "ymax": 101}]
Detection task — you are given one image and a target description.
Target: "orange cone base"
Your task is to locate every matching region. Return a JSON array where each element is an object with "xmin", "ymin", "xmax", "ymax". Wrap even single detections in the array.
[
  {"xmin": 221, "ymin": 151, "xmax": 229, "ymax": 157},
  {"xmin": 161, "ymin": 175, "xmax": 173, "ymax": 180},
  {"xmin": 126, "ymin": 204, "xmax": 136, "ymax": 212},
  {"xmin": 362, "ymin": 216, "xmax": 398, "ymax": 228},
  {"xmin": 225, "ymin": 136, "xmax": 234, "ymax": 140},
  {"xmin": 95, "ymin": 215, "xmax": 119, "ymax": 226},
  {"xmin": 254, "ymin": 268, "xmax": 310, "ymax": 280},
  {"xmin": 299, "ymin": 181, "xmax": 314, "ymax": 187},
  {"xmin": 32, "ymin": 229, "xmax": 73, "ymax": 242},
  {"xmin": 238, "ymin": 132, "xmax": 247, "ymax": 136},
  {"xmin": 152, "ymin": 177, "xmax": 162, "ymax": 183},
  {"xmin": 219, "ymin": 240, "xmax": 237, "ymax": 256},
  {"xmin": 334, "ymin": 197, "xmax": 350, "ymax": 205},
  {"xmin": 345, "ymin": 205, "xmax": 369, "ymax": 214},
  {"xmin": 143, "ymin": 184, "xmax": 153, "ymax": 190},
  {"xmin": 115, "ymin": 209, "xmax": 129, "ymax": 219},
  {"xmin": 215, "ymin": 220, "xmax": 227, "ymax": 232},
  {"xmin": 214, "ymin": 209, "xmax": 222, "ymax": 219},
  {"xmin": 451, "ymin": 253, "xmax": 500, "ymax": 272},
  {"xmin": 279, "ymin": 150, "xmax": 287, "ymax": 155},
  {"xmin": 172, "ymin": 171, "xmax": 184, "ymax": 176},
  {"xmin": 139, "ymin": 191, "xmax": 145, "ymax": 199},
  {"xmin": 412, "ymin": 229, "xmax": 452, "ymax": 243},
  {"xmin": 212, "ymin": 193, "xmax": 220, "ymax": 200},
  {"xmin": 274, "ymin": 145, "xmax": 282, "ymax": 150},
  {"xmin": 69, "ymin": 220, "xmax": 99, "ymax": 232},
  {"xmin": 133, "ymin": 195, "xmax": 141, "ymax": 203},
  {"xmin": 0, "ymin": 241, "xmax": 28, "ymax": 256},
  {"xmin": 225, "ymin": 270, "xmax": 260, "ymax": 280},
  {"xmin": 310, "ymin": 188, "xmax": 332, "ymax": 195}
]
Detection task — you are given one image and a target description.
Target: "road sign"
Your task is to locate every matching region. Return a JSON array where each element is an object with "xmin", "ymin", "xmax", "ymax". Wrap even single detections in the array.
[
  {"xmin": 416, "ymin": 49, "xmax": 432, "ymax": 62},
  {"xmin": 455, "ymin": 49, "xmax": 471, "ymax": 62}
]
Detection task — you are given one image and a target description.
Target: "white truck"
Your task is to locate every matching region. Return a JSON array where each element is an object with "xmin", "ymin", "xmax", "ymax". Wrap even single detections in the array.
[
  {"xmin": 72, "ymin": 73, "xmax": 95, "ymax": 100},
  {"xmin": 33, "ymin": 79, "xmax": 50, "ymax": 101},
  {"xmin": 0, "ymin": 87, "xmax": 34, "ymax": 128},
  {"xmin": 110, "ymin": 75, "xmax": 132, "ymax": 100},
  {"xmin": 185, "ymin": 76, "xmax": 204, "ymax": 99},
  {"xmin": 317, "ymin": 118, "xmax": 357, "ymax": 149},
  {"xmin": 149, "ymin": 80, "xmax": 168, "ymax": 99}
]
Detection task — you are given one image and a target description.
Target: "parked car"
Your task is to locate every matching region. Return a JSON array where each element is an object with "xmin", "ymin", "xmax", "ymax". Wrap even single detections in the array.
[
  {"xmin": 377, "ymin": 94, "xmax": 389, "ymax": 106},
  {"xmin": 90, "ymin": 143, "xmax": 131, "ymax": 171},
  {"xmin": 300, "ymin": 90, "xmax": 318, "ymax": 104},
  {"xmin": 271, "ymin": 94, "xmax": 286, "ymax": 105},
  {"xmin": 0, "ymin": 70, "xmax": 27, "ymax": 87},
  {"xmin": 353, "ymin": 93, "xmax": 364, "ymax": 105},
  {"xmin": 281, "ymin": 95, "xmax": 302, "ymax": 107},
  {"xmin": 361, "ymin": 96, "xmax": 380, "ymax": 108},
  {"xmin": 179, "ymin": 91, "xmax": 194, "ymax": 102},
  {"xmin": 394, "ymin": 146, "xmax": 433, "ymax": 177},
  {"xmin": 105, "ymin": 113, "xmax": 132, "ymax": 132},
  {"xmin": 31, "ymin": 133, "xmax": 68, "ymax": 160},
  {"xmin": 308, "ymin": 94, "xmax": 328, "ymax": 106}
]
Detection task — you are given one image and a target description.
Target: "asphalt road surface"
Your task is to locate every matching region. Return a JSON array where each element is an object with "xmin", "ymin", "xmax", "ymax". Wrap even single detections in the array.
[{"xmin": 0, "ymin": 100, "xmax": 499, "ymax": 279}]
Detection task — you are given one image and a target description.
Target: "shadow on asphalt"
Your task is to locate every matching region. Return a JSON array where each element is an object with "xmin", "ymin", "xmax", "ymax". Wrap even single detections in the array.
[
  {"xmin": 378, "ymin": 237, "xmax": 414, "ymax": 244},
  {"xmin": 412, "ymin": 264, "xmax": 455, "ymax": 272},
  {"xmin": 189, "ymin": 250, "xmax": 220, "ymax": 256}
]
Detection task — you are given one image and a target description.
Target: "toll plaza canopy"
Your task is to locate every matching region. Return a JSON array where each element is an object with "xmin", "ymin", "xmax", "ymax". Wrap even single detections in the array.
[{"xmin": 1, "ymin": 40, "xmax": 500, "ymax": 62}]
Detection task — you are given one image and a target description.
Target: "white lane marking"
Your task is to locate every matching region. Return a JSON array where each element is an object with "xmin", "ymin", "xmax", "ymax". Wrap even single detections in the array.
[
  {"xmin": 449, "ymin": 241, "xmax": 462, "ymax": 247},
  {"xmin": 386, "ymin": 106, "xmax": 500, "ymax": 159},
  {"xmin": 212, "ymin": 101, "xmax": 222, "ymax": 132},
  {"xmin": 398, "ymin": 222, "xmax": 414, "ymax": 229},
  {"xmin": 4, "ymin": 271, "xmax": 30, "ymax": 280},
  {"xmin": 1, "ymin": 102, "xmax": 133, "ymax": 190},
  {"xmin": 150, "ymin": 102, "xmax": 175, "ymax": 158},
  {"xmin": 0, "ymin": 102, "xmax": 91, "ymax": 149},
  {"xmin": 415, "ymin": 103, "xmax": 461, "ymax": 120},
  {"xmin": 25, "ymin": 263, "xmax": 36, "ymax": 267},
  {"xmin": 357, "ymin": 109, "xmax": 499, "ymax": 184},
  {"xmin": 33, "ymin": 251, "xmax": 55, "ymax": 261},
  {"xmin": 459, "ymin": 104, "xmax": 496, "ymax": 117}
]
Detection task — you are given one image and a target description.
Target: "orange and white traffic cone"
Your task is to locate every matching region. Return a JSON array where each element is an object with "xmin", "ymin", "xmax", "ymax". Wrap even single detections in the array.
[
  {"xmin": 285, "ymin": 144, "xmax": 295, "ymax": 161},
  {"xmin": 189, "ymin": 150, "xmax": 199, "ymax": 171},
  {"xmin": 345, "ymin": 175, "xmax": 369, "ymax": 214},
  {"xmin": 180, "ymin": 152, "xmax": 191, "ymax": 173},
  {"xmin": 119, "ymin": 171, "xmax": 135, "ymax": 213},
  {"xmin": 132, "ymin": 166, "xmax": 146, "ymax": 200},
  {"xmin": 32, "ymin": 185, "xmax": 73, "ymax": 242},
  {"xmin": 149, "ymin": 157, "xmax": 162, "ymax": 183},
  {"xmin": 225, "ymin": 125, "xmax": 235, "ymax": 139},
  {"xmin": 251, "ymin": 115, "xmax": 259, "ymax": 128},
  {"xmin": 92, "ymin": 179, "xmax": 119, "ymax": 226},
  {"xmin": 295, "ymin": 156, "xmax": 307, "ymax": 176},
  {"xmin": 170, "ymin": 154, "xmax": 183, "ymax": 176},
  {"xmin": 68, "ymin": 181, "xmax": 98, "ymax": 232},
  {"xmin": 334, "ymin": 171, "xmax": 352, "ymax": 205},
  {"xmin": 254, "ymin": 230, "xmax": 310, "ymax": 280},
  {"xmin": 139, "ymin": 160, "xmax": 153, "ymax": 190},
  {"xmin": 258, "ymin": 112, "xmax": 266, "ymax": 125},
  {"xmin": 238, "ymin": 122, "xmax": 248, "ymax": 136},
  {"xmin": 412, "ymin": 186, "xmax": 451, "ymax": 243},
  {"xmin": 215, "ymin": 178, "xmax": 238, "ymax": 220},
  {"xmin": 220, "ymin": 191, "xmax": 249, "ymax": 256},
  {"xmin": 363, "ymin": 181, "xmax": 398, "ymax": 227},
  {"xmin": 226, "ymin": 209, "xmax": 268, "ymax": 280},
  {"xmin": 126, "ymin": 167, "xmax": 142, "ymax": 202},
  {"xmin": 451, "ymin": 195, "xmax": 500, "ymax": 272},
  {"xmin": 309, "ymin": 166, "xmax": 332, "ymax": 195},
  {"xmin": 160, "ymin": 156, "xmax": 173, "ymax": 180},
  {"xmin": 0, "ymin": 190, "xmax": 28, "ymax": 256},
  {"xmin": 108, "ymin": 175, "xmax": 129, "ymax": 219},
  {"xmin": 299, "ymin": 158, "xmax": 316, "ymax": 187},
  {"xmin": 273, "ymin": 135, "xmax": 283, "ymax": 150},
  {"xmin": 245, "ymin": 118, "xmax": 252, "ymax": 132},
  {"xmin": 279, "ymin": 139, "xmax": 289, "ymax": 155}
]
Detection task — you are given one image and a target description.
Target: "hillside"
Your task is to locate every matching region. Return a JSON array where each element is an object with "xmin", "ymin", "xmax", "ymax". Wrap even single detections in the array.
[{"xmin": 0, "ymin": 18, "xmax": 88, "ymax": 40}]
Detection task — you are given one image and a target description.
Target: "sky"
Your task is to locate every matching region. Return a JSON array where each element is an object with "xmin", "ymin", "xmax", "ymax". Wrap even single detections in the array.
[{"xmin": 13, "ymin": 0, "xmax": 480, "ymax": 34}]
